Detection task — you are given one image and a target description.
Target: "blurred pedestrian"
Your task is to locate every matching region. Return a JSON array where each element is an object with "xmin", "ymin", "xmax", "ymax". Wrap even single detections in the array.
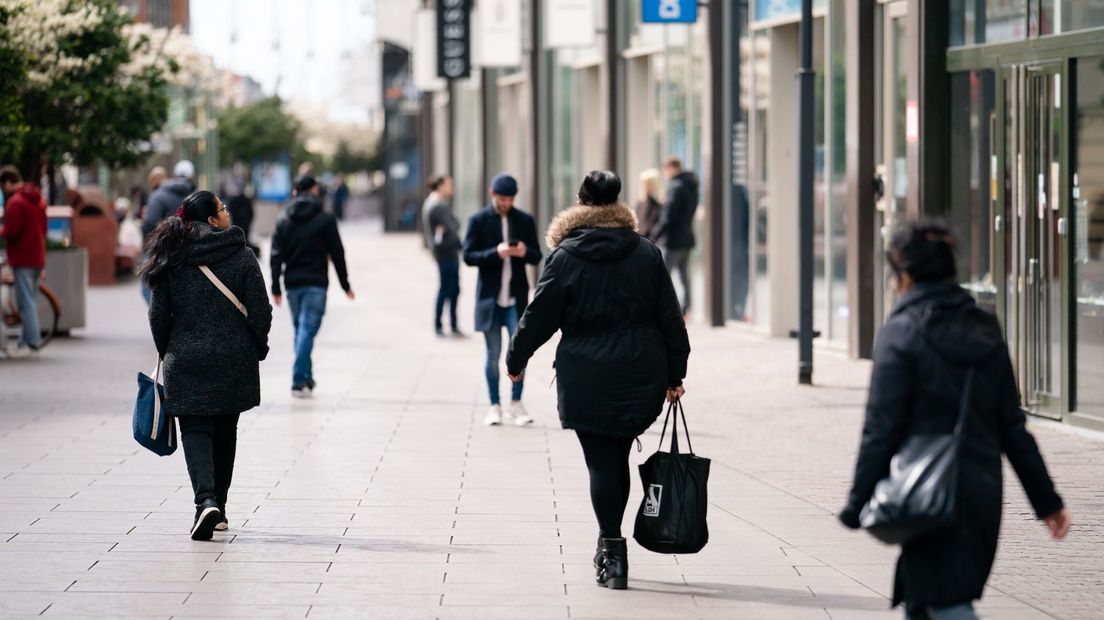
[
  {"xmin": 422, "ymin": 175, "xmax": 463, "ymax": 337},
  {"xmin": 141, "ymin": 161, "xmax": 195, "ymax": 305},
  {"xmin": 634, "ymin": 168, "xmax": 662, "ymax": 240},
  {"xmin": 332, "ymin": 174, "xmax": 350, "ymax": 221},
  {"xmin": 839, "ymin": 222, "xmax": 1070, "ymax": 620},
  {"xmin": 0, "ymin": 166, "xmax": 48, "ymax": 357},
  {"xmin": 141, "ymin": 190, "xmax": 272, "ymax": 540},
  {"xmin": 653, "ymin": 157, "xmax": 699, "ymax": 317},
  {"xmin": 227, "ymin": 188, "xmax": 259, "ymax": 257},
  {"xmin": 506, "ymin": 170, "xmax": 691, "ymax": 590},
  {"xmin": 270, "ymin": 175, "xmax": 354, "ymax": 398},
  {"xmin": 463, "ymin": 173, "xmax": 541, "ymax": 427}
]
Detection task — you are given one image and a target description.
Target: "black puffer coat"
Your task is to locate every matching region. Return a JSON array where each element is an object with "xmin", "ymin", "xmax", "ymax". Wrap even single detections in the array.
[
  {"xmin": 149, "ymin": 225, "xmax": 273, "ymax": 417},
  {"xmin": 506, "ymin": 204, "xmax": 691, "ymax": 438},
  {"xmin": 840, "ymin": 282, "xmax": 1063, "ymax": 608}
]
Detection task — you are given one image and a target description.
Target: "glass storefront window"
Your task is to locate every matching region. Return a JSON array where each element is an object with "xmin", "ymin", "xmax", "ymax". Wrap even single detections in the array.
[
  {"xmin": 750, "ymin": 29, "xmax": 770, "ymax": 326},
  {"xmin": 948, "ymin": 70, "xmax": 998, "ymax": 315},
  {"xmin": 949, "ymin": 0, "xmax": 1029, "ymax": 46},
  {"xmin": 827, "ymin": 0, "xmax": 848, "ymax": 342},
  {"xmin": 1074, "ymin": 56, "xmax": 1104, "ymax": 417},
  {"xmin": 1057, "ymin": 1, "xmax": 1104, "ymax": 33}
]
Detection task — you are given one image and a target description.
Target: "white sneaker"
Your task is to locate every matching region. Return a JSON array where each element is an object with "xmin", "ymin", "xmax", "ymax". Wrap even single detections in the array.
[
  {"xmin": 506, "ymin": 401, "xmax": 534, "ymax": 426},
  {"xmin": 484, "ymin": 405, "xmax": 503, "ymax": 427},
  {"xmin": 291, "ymin": 386, "xmax": 312, "ymax": 399},
  {"xmin": 6, "ymin": 344, "xmax": 32, "ymax": 359}
]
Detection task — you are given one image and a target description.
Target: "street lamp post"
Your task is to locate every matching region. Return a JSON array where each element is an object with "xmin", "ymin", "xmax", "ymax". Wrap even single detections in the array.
[{"xmin": 797, "ymin": 0, "xmax": 815, "ymax": 385}]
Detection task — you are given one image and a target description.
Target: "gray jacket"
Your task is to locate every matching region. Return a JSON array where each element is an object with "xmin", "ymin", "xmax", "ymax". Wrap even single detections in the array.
[
  {"xmin": 422, "ymin": 194, "xmax": 462, "ymax": 260},
  {"xmin": 148, "ymin": 225, "xmax": 272, "ymax": 416},
  {"xmin": 142, "ymin": 178, "xmax": 193, "ymax": 236}
]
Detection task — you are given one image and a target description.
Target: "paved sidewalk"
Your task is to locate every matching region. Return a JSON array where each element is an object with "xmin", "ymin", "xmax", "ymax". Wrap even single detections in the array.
[{"xmin": 0, "ymin": 220, "xmax": 1101, "ymax": 619}]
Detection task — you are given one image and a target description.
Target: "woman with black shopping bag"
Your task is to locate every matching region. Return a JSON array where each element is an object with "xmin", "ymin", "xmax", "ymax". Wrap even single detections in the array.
[
  {"xmin": 839, "ymin": 222, "xmax": 1070, "ymax": 619},
  {"xmin": 506, "ymin": 171, "xmax": 691, "ymax": 590},
  {"xmin": 142, "ymin": 191, "xmax": 272, "ymax": 541}
]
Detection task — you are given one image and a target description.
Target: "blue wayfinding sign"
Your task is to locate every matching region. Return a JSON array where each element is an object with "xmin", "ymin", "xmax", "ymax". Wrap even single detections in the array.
[{"xmin": 642, "ymin": 0, "xmax": 698, "ymax": 24}]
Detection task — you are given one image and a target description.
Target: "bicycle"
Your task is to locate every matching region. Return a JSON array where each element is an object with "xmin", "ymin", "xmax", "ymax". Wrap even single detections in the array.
[{"xmin": 0, "ymin": 254, "xmax": 61, "ymax": 353}]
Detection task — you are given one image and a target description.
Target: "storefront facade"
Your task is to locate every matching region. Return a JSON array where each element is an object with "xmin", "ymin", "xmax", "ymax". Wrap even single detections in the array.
[{"xmin": 939, "ymin": 2, "xmax": 1104, "ymax": 428}]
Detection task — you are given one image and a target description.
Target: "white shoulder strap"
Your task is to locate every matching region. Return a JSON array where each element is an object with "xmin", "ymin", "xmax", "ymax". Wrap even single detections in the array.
[{"xmin": 198, "ymin": 265, "xmax": 249, "ymax": 318}]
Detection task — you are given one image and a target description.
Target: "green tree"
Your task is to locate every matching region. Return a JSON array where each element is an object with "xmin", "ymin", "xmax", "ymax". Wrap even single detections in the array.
[
  {"xmin": 0, "ymin": 0, "xmax": 173, "ymax": 181},
  {"xmin": 0, "ymin": 5, "xmax": 27, "ymax": 160},
  {"xmin": 217, "ymin": 97, "xmax": 302, "ymax": 166},
  {"xmin": 331, "ymin": 140, "xmax": 379, "ymax": 174}
]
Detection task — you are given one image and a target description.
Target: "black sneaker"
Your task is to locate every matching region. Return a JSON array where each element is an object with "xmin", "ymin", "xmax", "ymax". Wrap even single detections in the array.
[
  {"xmin": 306, "ymin": 378, "xmax": 316, "ymax": 390},
  {"xmin": 191, "ymin": 499, "xmax": 222, "ymax": 541},
  {"xmin": 214, "ymin": 505, "xmax": 229, "ymax": 532}
]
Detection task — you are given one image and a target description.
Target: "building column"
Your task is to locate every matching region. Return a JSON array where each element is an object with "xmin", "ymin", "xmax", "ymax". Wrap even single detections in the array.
[
  {"xmin": 768, "ymin": 24, "xmax": 800, "ymax": 338},
  {"xmin": 606, "ymin": 0, "xmax": 624, "ymax": 173},
  {"xmin": 906, "ymin": 0, "xmax": 950, "ymax": 217},
  {"xmin": 846, "ymin": 0, "xmax": 876, "ymax": 358}
]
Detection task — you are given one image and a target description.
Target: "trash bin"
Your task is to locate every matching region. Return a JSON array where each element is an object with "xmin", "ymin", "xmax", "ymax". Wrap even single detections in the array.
[{"xmin": 71, "ymin": 196, "xmax": 118, "ymax": 286}]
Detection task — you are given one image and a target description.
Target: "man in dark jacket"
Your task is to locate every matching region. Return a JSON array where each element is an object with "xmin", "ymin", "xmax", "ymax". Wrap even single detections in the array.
[
  {"xmin": 423, "ymin": 175, "xmax": 464, "ymax": 337},
  {"xmin": 1, "ymin": 166, "xmax": 48, "ymax": 356},
  {"xmin": 839, "ymin": 222, "xmax": 1069, "ymax": 618},
  {"xmin": 270, "ymin": 175, "xmax": 355, "ymax": 397},
  {"xmin": 141, "ymin": 160, "xmax": 195, "ymax": 305},
  {"xmin": 463, "ymin": 173, "xmax": 542, "ymax": 427},
  {"xmin": 653, "ymin": 157, "xmax": 699, "ymax": 316}
]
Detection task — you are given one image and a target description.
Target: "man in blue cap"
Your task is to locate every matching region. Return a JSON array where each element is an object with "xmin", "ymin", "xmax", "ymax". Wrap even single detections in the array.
[{"xmin": 463, "ymin": 173, "xmax": 542, "ymax": 426}]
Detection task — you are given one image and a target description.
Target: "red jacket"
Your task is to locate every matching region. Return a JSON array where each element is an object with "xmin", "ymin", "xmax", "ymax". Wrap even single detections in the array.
[{"xmin": 2, "ymin": 183, "xmax": 48, "ymax": 268}]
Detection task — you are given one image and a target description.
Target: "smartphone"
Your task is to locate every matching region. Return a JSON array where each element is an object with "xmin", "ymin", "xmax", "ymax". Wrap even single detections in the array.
[{"xmin": 508, "ymin": 240, "xmax": 519, "ymax": 247}]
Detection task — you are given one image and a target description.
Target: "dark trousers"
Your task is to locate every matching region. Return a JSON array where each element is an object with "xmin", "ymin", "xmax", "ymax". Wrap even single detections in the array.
[
  {"xmin": 435, "ymin": 256, "xmax": 460, "ymax": 331},
  {"xmin": 576, "ymin": 431, "xmax": 635, "ymax": 538},
  {"xmin": 664, "ymin": 248, "xmax": 691, "ymax": 315},
  {"xmin": 178, "ymin": 413, "xmax": 240, "ymax": 507}
]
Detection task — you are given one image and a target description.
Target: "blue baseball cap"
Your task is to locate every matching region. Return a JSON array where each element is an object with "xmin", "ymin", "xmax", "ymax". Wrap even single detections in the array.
[{"xmin": 490, "ymin": 173, "xmax": 518, "ymax": 196}]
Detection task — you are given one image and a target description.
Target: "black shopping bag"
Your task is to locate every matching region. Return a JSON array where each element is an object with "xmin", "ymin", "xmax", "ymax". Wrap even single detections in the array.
[{"xmin": 633, "ymin": 399, "xmax": 710, "ymax": 554}]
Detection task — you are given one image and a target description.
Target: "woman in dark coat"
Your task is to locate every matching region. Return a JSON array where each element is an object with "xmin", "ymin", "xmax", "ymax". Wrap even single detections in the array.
[
  {"xmin": 142, "ymin": 191, "xmax": 273, "ymax": 541},
  {"xmin": 634, "ymin": 168, "xmax": 662, "ymax": 240},
  {"xmin": 506, "ymin": 170, "xmax": 691, "ymax": 590},
  {"xmin": 839, "ymin": 222, "xmax": 1070, "ymax": 619}
]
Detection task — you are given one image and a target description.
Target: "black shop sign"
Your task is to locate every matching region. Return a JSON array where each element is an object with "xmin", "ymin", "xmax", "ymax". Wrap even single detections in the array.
[{"xmin": 436, "ymin": 0, "xmax": 472, "ymax": 79}]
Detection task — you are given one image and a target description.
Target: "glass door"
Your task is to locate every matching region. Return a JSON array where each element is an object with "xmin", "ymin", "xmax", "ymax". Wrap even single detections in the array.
[{"xmin": 1001, "ymin": 63, "xmax": 1066, "ymax": 419}]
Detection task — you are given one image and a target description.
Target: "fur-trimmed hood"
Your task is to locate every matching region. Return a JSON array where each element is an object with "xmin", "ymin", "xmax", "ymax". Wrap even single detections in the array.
[
  {"xmin": 546, "ymin": 203, "xmax": 641, "ymax": 263},
  {"xmin": 545, "ymin": 203, "xmax": 638, "ymax": 248}
]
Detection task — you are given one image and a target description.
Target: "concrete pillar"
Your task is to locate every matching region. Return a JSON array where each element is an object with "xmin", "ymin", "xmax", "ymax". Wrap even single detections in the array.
[{"xmin": 768, "ymin": 24, "xmax": 800, "ymax": 338}]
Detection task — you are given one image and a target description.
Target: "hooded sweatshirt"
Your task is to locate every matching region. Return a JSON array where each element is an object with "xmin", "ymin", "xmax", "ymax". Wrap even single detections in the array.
[
  {"xmin": 2, "ymin": 183, "xmax": 47, "ymax": 269},
  {"xmin": 142, "ymin": 177, "xmax": 193, "ymax": 236},
  {"xmin": 270, "ymin": 197, "xmax": 350, "ymax": 295}
]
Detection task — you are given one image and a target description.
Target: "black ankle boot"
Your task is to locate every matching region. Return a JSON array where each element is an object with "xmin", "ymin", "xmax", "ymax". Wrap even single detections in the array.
[
  {"xmin": 593, "ymin": 535, "xmax": 602, "ymax": 571},
  {"xmin": 597, "ymin": 537, "xmax": 628, "ymax": 590}
]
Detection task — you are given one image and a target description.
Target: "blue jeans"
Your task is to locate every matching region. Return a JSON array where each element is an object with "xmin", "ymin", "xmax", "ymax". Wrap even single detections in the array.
[
  {"xmin": 484, "ymin": 304, "xmax": 523, "ymax": 405},
  {"xmin": 287, "ymin": 287, "xmax": 327, "ymax": 387},
  {"xmin": 905, "ymin": 603, "xmax": 978, "ymax": 620},
  {"xmin": 13, "ymin": 268, "xmax": 42, "ymax": 348},
  {"xmin": 435, "ymin": 256, "xmax": 459, "ymax": 331}
]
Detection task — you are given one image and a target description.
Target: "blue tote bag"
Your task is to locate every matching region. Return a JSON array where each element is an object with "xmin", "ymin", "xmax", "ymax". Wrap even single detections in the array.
[{"xmin": 132, "ymin": 358, "xmax": 177, "ymax": 456}]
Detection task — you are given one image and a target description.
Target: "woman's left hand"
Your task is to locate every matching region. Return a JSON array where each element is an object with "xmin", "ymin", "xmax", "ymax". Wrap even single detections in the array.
[
  {"xmin": 508, "ymin": 371, "xmax": 525, "ymax": 383},
  {"xmin": 666, "ymin": 386, "xmax": 686, "ymax": 402}
]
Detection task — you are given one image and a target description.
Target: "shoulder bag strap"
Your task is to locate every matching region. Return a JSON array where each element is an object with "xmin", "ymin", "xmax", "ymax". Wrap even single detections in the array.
[
  {"xmin": 149, "ymin": 357, "xmax": 162, "ymax": 441},
  {"xmin": 198, "ymin": 265, "xmax": 248, "ymax": 318},
  {"xmin": 953, "ymin": 366, "xmax": 976, "ymax": 438}
]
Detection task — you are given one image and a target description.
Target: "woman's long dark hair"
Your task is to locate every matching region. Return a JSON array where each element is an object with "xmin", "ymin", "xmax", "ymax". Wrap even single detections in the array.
[{"xmin": 139, "ymin": 190, "xmax": 220, "ymax": 286}]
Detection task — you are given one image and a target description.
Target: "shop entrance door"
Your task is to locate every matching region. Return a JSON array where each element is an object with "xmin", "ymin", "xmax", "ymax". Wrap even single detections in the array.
[{"xmin": 999, "ymin": 63, "xmax": 1066, "ymax": 419}]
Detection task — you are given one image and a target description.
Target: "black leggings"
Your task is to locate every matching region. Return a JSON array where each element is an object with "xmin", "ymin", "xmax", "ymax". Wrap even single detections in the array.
[
  {"xmin": 178, "ymin": 413, "xmax": 240, "ymax": 508},
  {"xmin": 576, "ymin": 431, "xmax": 635, "ymax": 539}
]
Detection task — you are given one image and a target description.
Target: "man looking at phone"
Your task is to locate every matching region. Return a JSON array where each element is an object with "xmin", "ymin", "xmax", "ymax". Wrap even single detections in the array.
[{"xmin": 463, "ymin": 173, "xmax": 542, "ymax": 426}]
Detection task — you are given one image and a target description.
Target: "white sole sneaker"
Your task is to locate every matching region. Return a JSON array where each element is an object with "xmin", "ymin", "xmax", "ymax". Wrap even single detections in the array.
[{"xmin": 190, "ymin": 506, "xmax": 222, "ymax": 541}]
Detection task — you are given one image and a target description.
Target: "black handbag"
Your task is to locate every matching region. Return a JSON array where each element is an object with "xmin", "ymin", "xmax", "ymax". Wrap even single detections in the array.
[
  {"xmin": 859, "ymin": 366, "xmax": 976, "ymax": 545},
  {"xmin": 633, "ymin": 399, "xmax": 710, "ymax": 554}
]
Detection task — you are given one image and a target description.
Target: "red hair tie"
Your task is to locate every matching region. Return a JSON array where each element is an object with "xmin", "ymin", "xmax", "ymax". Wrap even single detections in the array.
[{"xmin": 175, "ymin": 207, "xmax": 185, "ymax": 218}]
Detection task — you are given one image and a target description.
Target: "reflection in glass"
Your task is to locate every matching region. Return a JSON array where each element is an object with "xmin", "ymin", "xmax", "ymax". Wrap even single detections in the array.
[
  {"xmin": 1075, "ymin": 56, "xmax": 1104, "ymax": 417},
  {"xmin": 949, "ymin": 0, "xmax": 1028, "ymax": 46},
  {"xmin": 948, "ymin": 70, "xmax": 997, "ymax": 314}
]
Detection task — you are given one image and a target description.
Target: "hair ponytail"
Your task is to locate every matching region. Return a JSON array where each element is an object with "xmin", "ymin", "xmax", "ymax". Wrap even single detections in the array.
[{"xmin": 139, "ymin": 190, "xmax": 221, "ymax": 286}]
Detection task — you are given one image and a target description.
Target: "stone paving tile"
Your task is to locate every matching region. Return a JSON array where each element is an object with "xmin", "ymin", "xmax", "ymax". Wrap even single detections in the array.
[{"xmin": 1, "ymin": 223, "xmax": 1100, "ymax": 619}]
